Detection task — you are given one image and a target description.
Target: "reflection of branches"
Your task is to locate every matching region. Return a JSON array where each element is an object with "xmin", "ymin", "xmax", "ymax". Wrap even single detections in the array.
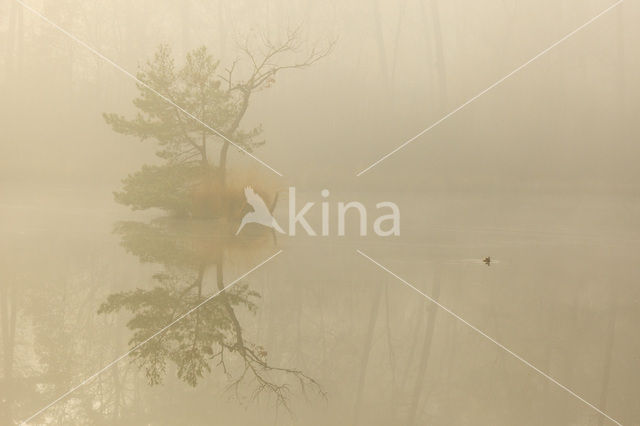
[
  {"xmin": 213, "ymin": 251, "xmax": 324, "ymax": 411},
  {"xmin": 213, "ymin": 334, "xmax": 325, "ymax": 413},
  {"xmin": 214, "ymin": 282, "xmax": 324, "ymax": 411},
  {"xmin": 230, "ymin": 344, "xmax": 325, "ymax": 412},
  {"xmin": 104, "ymin": 273, "xmax": 323, "ymax": 410},
  {"xmin": 100, "ymin": 220, "xmax": 323, "ymax": 411}
]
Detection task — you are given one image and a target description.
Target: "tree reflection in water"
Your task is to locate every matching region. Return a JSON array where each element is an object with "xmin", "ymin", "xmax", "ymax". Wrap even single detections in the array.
[
  {"xmin": 99, "ymin": 216, "xmax": 323, "ymax": 410},
  {"xmin": 94, "ymin": 41, "xmax": 327, "ymax": 415}
]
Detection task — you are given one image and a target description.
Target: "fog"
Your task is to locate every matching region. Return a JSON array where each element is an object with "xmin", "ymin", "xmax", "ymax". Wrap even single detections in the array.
[{"xmin": 1, "ymin": 0, "xmax": 639, "ymax": 425}]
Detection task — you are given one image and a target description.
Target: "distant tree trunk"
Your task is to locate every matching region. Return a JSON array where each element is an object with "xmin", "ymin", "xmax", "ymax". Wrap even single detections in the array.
[
  {"xmin": 542, "ymin": 303, "xmax": 556, "ymax": 396},
  {"xmin": 5, "ymin": 0, "xmax": 22, "ymax": 81},
  {"xmin": 597, "ymin": 285, "xmax": 618, "ymax": 426},
  {"xmin": 418, "ymin": 0, "xmax": 447, "ymax": 110},
  {"xmin": 45, "ymin": 2, "xmax": 73, "ymax": 103},
  {"xmin": 564, "ymin": 293, "xmax": 580, "ymax": 385},
  {"xmin": 353, "ymin": 284, "xmax": 383, "ymax": 425},
  {"xmin": 217, "ymin": 0, "xmax": 226, "ymax": 58},
  {"xmin": 181, "ymin": 0, "xmax": 191, "ymax": 54},
  {"xmin": 389, "ymin": 0, "xmax": 408, "ymax": 85},
  {"xmin": 0, "ymin": 285, "xmax": 17, "ymax": 425},
  {"xmin": 5, "ymin": 1, "xmax": 15, "ymax": 78},
  {"xmin": 391, "ymin": 300, "xmax": 425, "ymax": 422},
  {"xmin": 406, "ymin": 271, "xmax": 441, "ymax": 426},
  {"xmin": 444, "ymin": 319, "xmax": 458, "ymax": 407},
  {"xmin": 371, "ymin": 0, "xmax": 389, "ymax": 91},
  {"xmin": 417, "ymin": 0, "xmax": 435, "ymax": 99},
  {"xmin": 15, "ymin": 4, "xmax": 24, "ymax": 76},
  {"xmin": 111, "ymin": 324, "xmax": 124, "ymax": 422},
  {"xmin": 429, "ymin": 0, "xmax": 447, "ymax": 110},
  {"xmin": 384, "ymin": 284, "xmax": 397, "ymax": 403},
  {"xmin": 294, "ymin": 270, "xmax": 305, "ymax": 367},
  {"xmin": 598, "ymin": 11, "xmax": 625, "ymax": 424}
]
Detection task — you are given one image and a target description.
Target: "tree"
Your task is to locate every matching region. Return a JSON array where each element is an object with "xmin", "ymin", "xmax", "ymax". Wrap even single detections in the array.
[
  {"xmin": 99, "ymin": 31, "xmax": 331, "ymax": 412},
  {"xmin": 104, "ymin": 32, "xmax": 332, "ymax": 218}
]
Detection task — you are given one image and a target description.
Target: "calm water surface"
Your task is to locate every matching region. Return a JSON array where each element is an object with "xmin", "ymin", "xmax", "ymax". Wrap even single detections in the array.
[{"xmin": 1, "ymin": 186, "xmax": 639, "ymax": 425}]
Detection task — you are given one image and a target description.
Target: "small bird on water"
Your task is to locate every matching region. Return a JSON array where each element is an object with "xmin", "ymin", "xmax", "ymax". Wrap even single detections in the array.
[{"xmin": 483, "ymin": 256, "xmax": 491, "ymax": 266}]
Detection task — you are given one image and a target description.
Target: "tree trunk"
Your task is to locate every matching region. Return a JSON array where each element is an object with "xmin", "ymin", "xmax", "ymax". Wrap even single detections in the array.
[
  {"xmin": 215, "ymin": 255, "xmax": 245, "ymax": 355},
  {"xmin": 0, "ymin": 285, "xmax": 16, "ymax": 426},
  {"xmin": 391, "ymin": 299, "xmax": 425, "ymax": 422},
  {"xmin": 352, "ymin": 284, "xmax": 383, "ymax": 425},
  {"xmin": 406, "ymin": 271, "xmax": 441, "ymax": 426},
  {"xmin": 389, "ymin": 0, "xmax": 408, "ymax": 85},
  {"xmin": 219, "ymin": 140, "xmax": 230, "ymax": 185},
  {"xmin": 5, "ymin": 1, "xmax": 18, "ymax": 81},
  {"xmin": 598, "ymin": 11, "xmax": 625, "ymax": 424},
  {"xmin": 384, "ymin": 284, "xmax": 397, "ymax": 403},
  {"xmin": 597, "ymin": 286, "xmax": 618, "ymax": 426},
  {"xmin": 371, "ymin": 0, "xmax": 389, "ymax": 89},
  {"xmin": 217, "ymin": 0, "xmax": 227, "ymax": 58},
  {"xmin": 220, "ymin": 86, "xmax": 252, "ymax": 185},
  {"xmin": 429, "ymin": 0, "xmax": 447, "ymax": 110},
  {"xmin": 181, "ymin": 0, "xmax": 190, "ymax": 54}
]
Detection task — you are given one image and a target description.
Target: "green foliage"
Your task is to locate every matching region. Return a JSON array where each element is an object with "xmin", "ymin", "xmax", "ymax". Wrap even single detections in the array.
[
  {"xmin": 98, "ymin": 270, "xmax": 260, "ymax": 386},
  {"xmin": 99, "ymin": 38, "xmax": 326, "ymax": 403},
  {"xmin": 113, "ymin": 163, "xmax": 200, "ymax": 216},
  {"xmin": 113, "ymin": 220, "xmax": 198, "ymax": 267},
  {"xmin": 104, "ymin": 45, "xmax": 263, "ymax": 215}
]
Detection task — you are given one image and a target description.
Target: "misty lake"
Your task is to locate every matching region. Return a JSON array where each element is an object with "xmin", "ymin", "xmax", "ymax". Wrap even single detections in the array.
[
  {"xmin": 2, "ymin": 0, "xmax": 639, "ymax": 423},
  {"xmin": 2, "ymin": 185, "xmax": 639, "ymax": 425}
]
